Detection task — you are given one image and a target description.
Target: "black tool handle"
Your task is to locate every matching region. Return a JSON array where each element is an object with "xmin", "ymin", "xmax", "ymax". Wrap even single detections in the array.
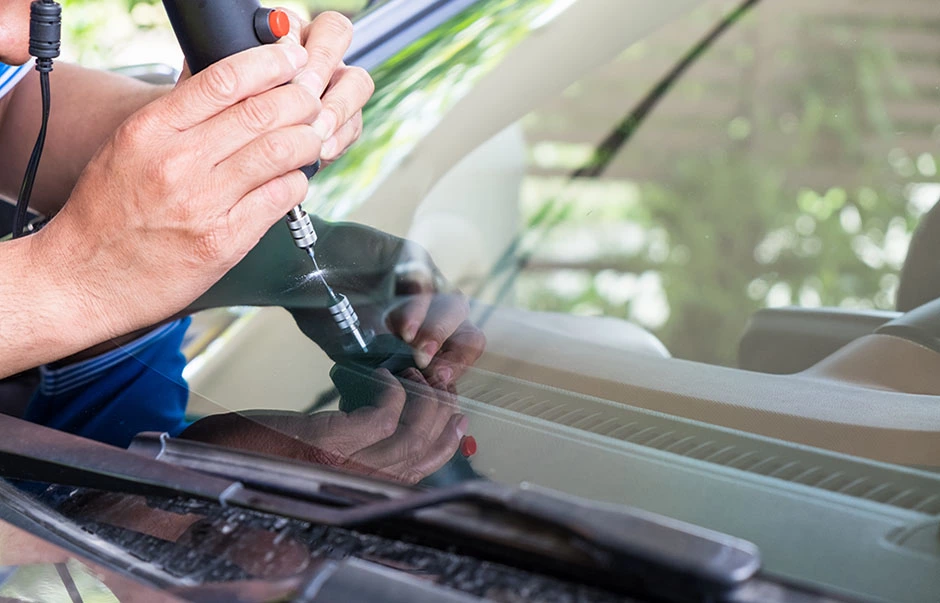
[
  {"xmin": 162, "ymin": 1, "xmax": 320, "ymax": 178},
  {"xmin": 330, "ymin": 335, "xmax": 480, "ymax": 487},
  {"xmin": 163, "ymin": 0, "xmax": 266, "ymax": 75}
]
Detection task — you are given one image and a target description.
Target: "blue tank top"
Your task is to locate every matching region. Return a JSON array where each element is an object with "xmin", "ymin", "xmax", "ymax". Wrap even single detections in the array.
[{"xmin": 0, "ymin": 63, "xmax": 30, "ymax": 99}]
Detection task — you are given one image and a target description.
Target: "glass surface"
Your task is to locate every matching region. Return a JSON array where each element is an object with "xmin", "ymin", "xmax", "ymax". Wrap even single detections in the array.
[{"xmin": 5, "ymin": 0, "xmax": 940, "ymax": 600}]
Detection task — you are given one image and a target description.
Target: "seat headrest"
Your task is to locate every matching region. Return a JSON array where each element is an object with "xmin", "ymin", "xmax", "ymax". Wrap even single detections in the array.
[{"xmin": 897, "ymin": 196, "xmax": 940, "ymax": 312}]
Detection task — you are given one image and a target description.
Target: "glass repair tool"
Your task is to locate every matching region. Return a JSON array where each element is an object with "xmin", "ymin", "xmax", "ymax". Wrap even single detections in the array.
[{"xmin": 162, "ymin": 0, "xmax": 370, "ymax": 352}]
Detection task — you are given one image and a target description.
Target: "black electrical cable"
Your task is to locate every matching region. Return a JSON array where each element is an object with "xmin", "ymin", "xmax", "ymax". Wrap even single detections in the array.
[
  {"xmin": 12, "ymin": 0, "xmax": 61, "ymax": 239},
  {"xmin": 11, "ymin": 70, "xmax": 51, "ymax": 238}
]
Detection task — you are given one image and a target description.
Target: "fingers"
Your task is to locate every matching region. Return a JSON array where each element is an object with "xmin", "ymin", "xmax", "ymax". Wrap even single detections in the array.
[
  {"xmin": 387, "ymin": 293, "xmax": 433, "ymax": 345},
  {"xmin": 390, "ymin": 414, "xmax": 467, "ymax": 484},
  {"xmin": 215, "ymin": 124, "xmax": 322, "ymax": 202},
  {"xmin": 387, "ymin": 261, "xmax": 437, "ymax": 343},
  {"xmin": 346, "ymin": 368, "xmax": 407, "ymax": 433},
  {"xmin": 426, "ymin": 321, "xmax": 487, "ymax": 388},
  {"xmin": 194, "ymin": 84, "xmax": 322, "ymax": 164},
  {"xmin": 349, "ymin": 371, "xmax": 463, "ymax": 481},
  {"xmin": 314, "ymin": 65, "xmax": 374, "ymax": 142},
  {"xmin": 226, "ymin": 170, "xmax": 309, "ymax": 246},
  {"xmin": 296, "ymin": 12, "xmax": 354, "ymax": 100},
  {"xmin": 411, "ymin": 294, "xmax": 471, "ymax": 369},
  {"xmin": 149, "ymin": 43, "xmax": 308, "ymax": 131},
  {"xmin": 321, "ymin": 111, "xmax": 364, "ymax": 163},
  {"xmin": 397, "ymin": 368, "xmax": 457, "ymax": 439}
]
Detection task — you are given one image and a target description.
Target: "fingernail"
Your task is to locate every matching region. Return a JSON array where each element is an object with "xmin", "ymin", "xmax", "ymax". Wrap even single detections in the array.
[
  {"xmin": 414, "ymin": 350, "xmax": 431, "ymax": 370},
  {"xmin": 312, "ymin": 111, "xmax": 336, "ymax": 140},
  {"xmin": 460, "ymin": 435, "xmax": 477, "ymax": 457},
  {"xmin": 402, "ymin": 322, "xmax": 419, "ymax": 343},
  {"xmin": 456, "ymin": 415, "xmax": 469, "ymax": 439},
  {"xmin": 437, "ymin": 366, "xmax": 453, "ymax": 384},
  {"xmin": 414, "ymin": 341, "xmax": 438, "ymax": 370},
  {"xmin": 283, "ymin": 44, "xmax": 308, "ymax": 70},
  {"xmin": 321, "ymin": 136, "xmax": 338, "ymax": 159},
  {"xmin": 294, "ymin": 69, "xmax": 323, "ymax": 98}
]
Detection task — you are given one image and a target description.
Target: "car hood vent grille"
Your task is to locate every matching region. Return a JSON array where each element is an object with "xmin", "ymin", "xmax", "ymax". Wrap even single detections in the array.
[{"xmin": 459, "ymin": 371, "xmax": 940, "ymax": 515}]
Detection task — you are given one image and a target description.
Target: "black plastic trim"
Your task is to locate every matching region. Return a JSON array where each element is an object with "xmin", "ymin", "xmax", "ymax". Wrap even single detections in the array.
[
  {"xmin": 739, "ymin": 307, "xmax": 900, "ymax": 374},
  {"xmin": 347, "ymin": 0, "xmax": 481, "ymax": 70}
]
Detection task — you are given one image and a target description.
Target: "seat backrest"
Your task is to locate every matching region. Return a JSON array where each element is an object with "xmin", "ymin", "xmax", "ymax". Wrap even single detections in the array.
[{"xmin": 897, "ymin": 197, "xmax": 940, "ymax": 312}]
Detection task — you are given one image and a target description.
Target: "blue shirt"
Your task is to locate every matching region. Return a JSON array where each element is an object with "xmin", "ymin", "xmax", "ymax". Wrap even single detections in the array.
[
  {"xmin": 4, "ymin": 61, "xmax": 192, "ymax": 448},
  {"xmin": 26, "ymin": 319, "xmax": 193, "ymax": 448}
]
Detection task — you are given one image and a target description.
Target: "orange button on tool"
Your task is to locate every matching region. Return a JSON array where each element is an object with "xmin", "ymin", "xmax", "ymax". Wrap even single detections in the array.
[
  {"xmin": 269, "ymin": 10, "xmax": 291, "ymax": 40},
  {"xmin": 460, "ymin": 436, "xmax": 477, "ymax": 458}
]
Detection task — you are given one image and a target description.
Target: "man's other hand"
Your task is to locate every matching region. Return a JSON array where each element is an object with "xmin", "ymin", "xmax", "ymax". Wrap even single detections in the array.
[{"xmin": 180, "ymin": 368, "xmax": 467, "ymax": 485}]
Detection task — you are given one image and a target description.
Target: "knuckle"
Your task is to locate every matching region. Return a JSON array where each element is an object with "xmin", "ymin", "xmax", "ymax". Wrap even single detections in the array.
[
  {"xmin": 292, "ymin": 84, "xmax": 322, "ymax": 118},
  {"xmin": 200, "ymin": 61, "xmax": 240, "ymax": 103},
  {"xmin": 468, "ymin": 327, "xmax": 487, "ymax": 350},
  {"xmin": 427, "ymin": 323, "xmax": 449, "ymax": 344},
  {"xmin": 114, "ymin": 115, "xmax": 150, "ymax": 147},
  {"xmin": 378, "ymin": 414, "xmax": 398, "ymax": 439},
  {"xmin": 142, "ymin": 152, "xmax": 181, "ymax": 189},
  {"xmin": 257, "ymin": 177, "xmax": 292, "ymax": 213},
  {"xmin": 399, "ymin": 469, "xmax": 424, "ymax": 485},
  {"xmin": 403, "ymin": 425, "xmax": 433, "ymax": 456},
  {"xmin": 351, "ymin": 66, "xmax": 375, "ymax": 97},
  {"xmin": 286, "ymin": 170, "xmax": 310, "ymax": 200},
  {"xmin": 327, "ymin": 95, "xmax": 352, "ymax": 123},
  {"xmin": 259, "ymin": 132, "xmax": 296, "ymax": 167},
  {"xmin": 191, "ymin": 227, "xmax": 227, "ymax": 264},
  {"xmin": 237, "ymin": 94, "xmax": 276, "ymax": 133},
  {"xmin": 305, "ymin": 45, "xmax": 336, "ymax": 71},
  {"xmin": 320, "ymin": 11, "xmax": 354, "ymax": 39},
  {"xmin": 263, "ymin": 173, "xmax": 307, "ymax": 214}
]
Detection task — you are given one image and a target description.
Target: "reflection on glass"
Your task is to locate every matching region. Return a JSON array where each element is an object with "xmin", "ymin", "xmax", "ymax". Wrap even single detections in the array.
[
  {"xmin": 309, "ymin": 0, "xmax": 561, "ymax": 219},
  {"xmin": 5, "ymin": 1, "xmax": 940, "ymax": 601}
]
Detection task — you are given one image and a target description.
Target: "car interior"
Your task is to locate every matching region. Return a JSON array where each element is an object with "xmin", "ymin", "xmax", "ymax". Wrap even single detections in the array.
[
  {"xmin": 177, "ymin": 3, "xmax": 940, "ymax": 596},
  {"xmin": 0, "ymin": 0, "xmax": 937, "ymax": 599},
  {"xmin": 183, "ymin": 0, "xmax": 940, "ymax": 468}
]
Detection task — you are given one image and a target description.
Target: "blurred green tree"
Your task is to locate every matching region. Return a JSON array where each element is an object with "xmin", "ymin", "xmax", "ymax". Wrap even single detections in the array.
[
  {"xmin": 511, "ymin": 2, "xmax": 938, "ymax": 366},
  {"xmin": 60, "ymin": 0, "xmax": 368, "ymax": 65}
]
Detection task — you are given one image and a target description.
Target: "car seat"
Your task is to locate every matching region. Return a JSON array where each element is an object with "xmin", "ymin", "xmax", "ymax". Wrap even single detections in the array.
[{"xmin": 896, "ymin": 195, "xmax": 940, "ymax": 312}]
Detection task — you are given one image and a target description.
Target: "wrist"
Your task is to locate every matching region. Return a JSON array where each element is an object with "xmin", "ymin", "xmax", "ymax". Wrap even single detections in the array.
[{"xmin": 26, "ymin": 223, "xmax": 123, "ymax": 354}]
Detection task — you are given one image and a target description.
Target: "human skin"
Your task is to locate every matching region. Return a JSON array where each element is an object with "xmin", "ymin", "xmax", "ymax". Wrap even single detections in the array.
[{"xmin": 0, "ymin": 5, "xmax": 373, "ymax": 379}]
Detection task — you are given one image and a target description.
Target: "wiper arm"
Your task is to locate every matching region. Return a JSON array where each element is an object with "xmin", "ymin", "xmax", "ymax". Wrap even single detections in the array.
[
  {"xmin": 130, "ymin": 432, "xmax": 761, "ymax": 601},
  {"xmin": 0, "ymin": 415, "xmax": 760, "ymax": 602}
]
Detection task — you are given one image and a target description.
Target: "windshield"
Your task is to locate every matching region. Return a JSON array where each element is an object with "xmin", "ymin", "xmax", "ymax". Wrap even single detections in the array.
[{"xmin": 2, "ymin": 0, "xmax": 939, "ymax": 601}]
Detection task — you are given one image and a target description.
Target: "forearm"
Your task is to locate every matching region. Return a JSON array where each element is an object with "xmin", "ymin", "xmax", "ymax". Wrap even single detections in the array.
[
  {"xmin": 0, "ymin": 63, "xmax": 171, "ymax": 214},
  {"xmin": 0, "ymin": 233, "xmax": 114, "ymax": 379}
]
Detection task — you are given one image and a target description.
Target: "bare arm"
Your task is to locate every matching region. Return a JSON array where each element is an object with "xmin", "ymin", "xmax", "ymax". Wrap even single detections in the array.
[{"xmin": 0, "ymin": 63, "xmax": 170, "ymax": 214}]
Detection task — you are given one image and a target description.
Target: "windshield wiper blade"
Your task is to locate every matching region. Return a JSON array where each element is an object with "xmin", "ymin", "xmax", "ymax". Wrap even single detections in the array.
[
  {"xmin": 0, "ymin": 415, "xmax": 760, "ymax": 602},
  {"xmin": 163, "ymin": 558, "xmax": 481, "ymax": 603},
  {"xmin": 130, "ymin": 432, "xmax": 761, "ymax": 601}
]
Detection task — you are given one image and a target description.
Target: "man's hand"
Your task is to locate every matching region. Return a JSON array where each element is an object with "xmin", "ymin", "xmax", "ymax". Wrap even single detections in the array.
[
  {"xmin": 29, "ymin": 17, "xmax": 370, "ymax": 343},
  {"xmin": 280, "ymin": 11, "xmax": 374, "ymax": 165},
  {"xmin": 282, "ymin": 221, "xmax": 487, "ymax": 389},
  {"xmin": 181, "ymin": 368, "xmax": 468, "ymax": 485},
  {"xmin": 33, "ymin": 41, "xmax": 319, "ymax": 341},
  {"xmin": 176, "ymin": 11, "xmax": 371, "ymax": 164}
]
